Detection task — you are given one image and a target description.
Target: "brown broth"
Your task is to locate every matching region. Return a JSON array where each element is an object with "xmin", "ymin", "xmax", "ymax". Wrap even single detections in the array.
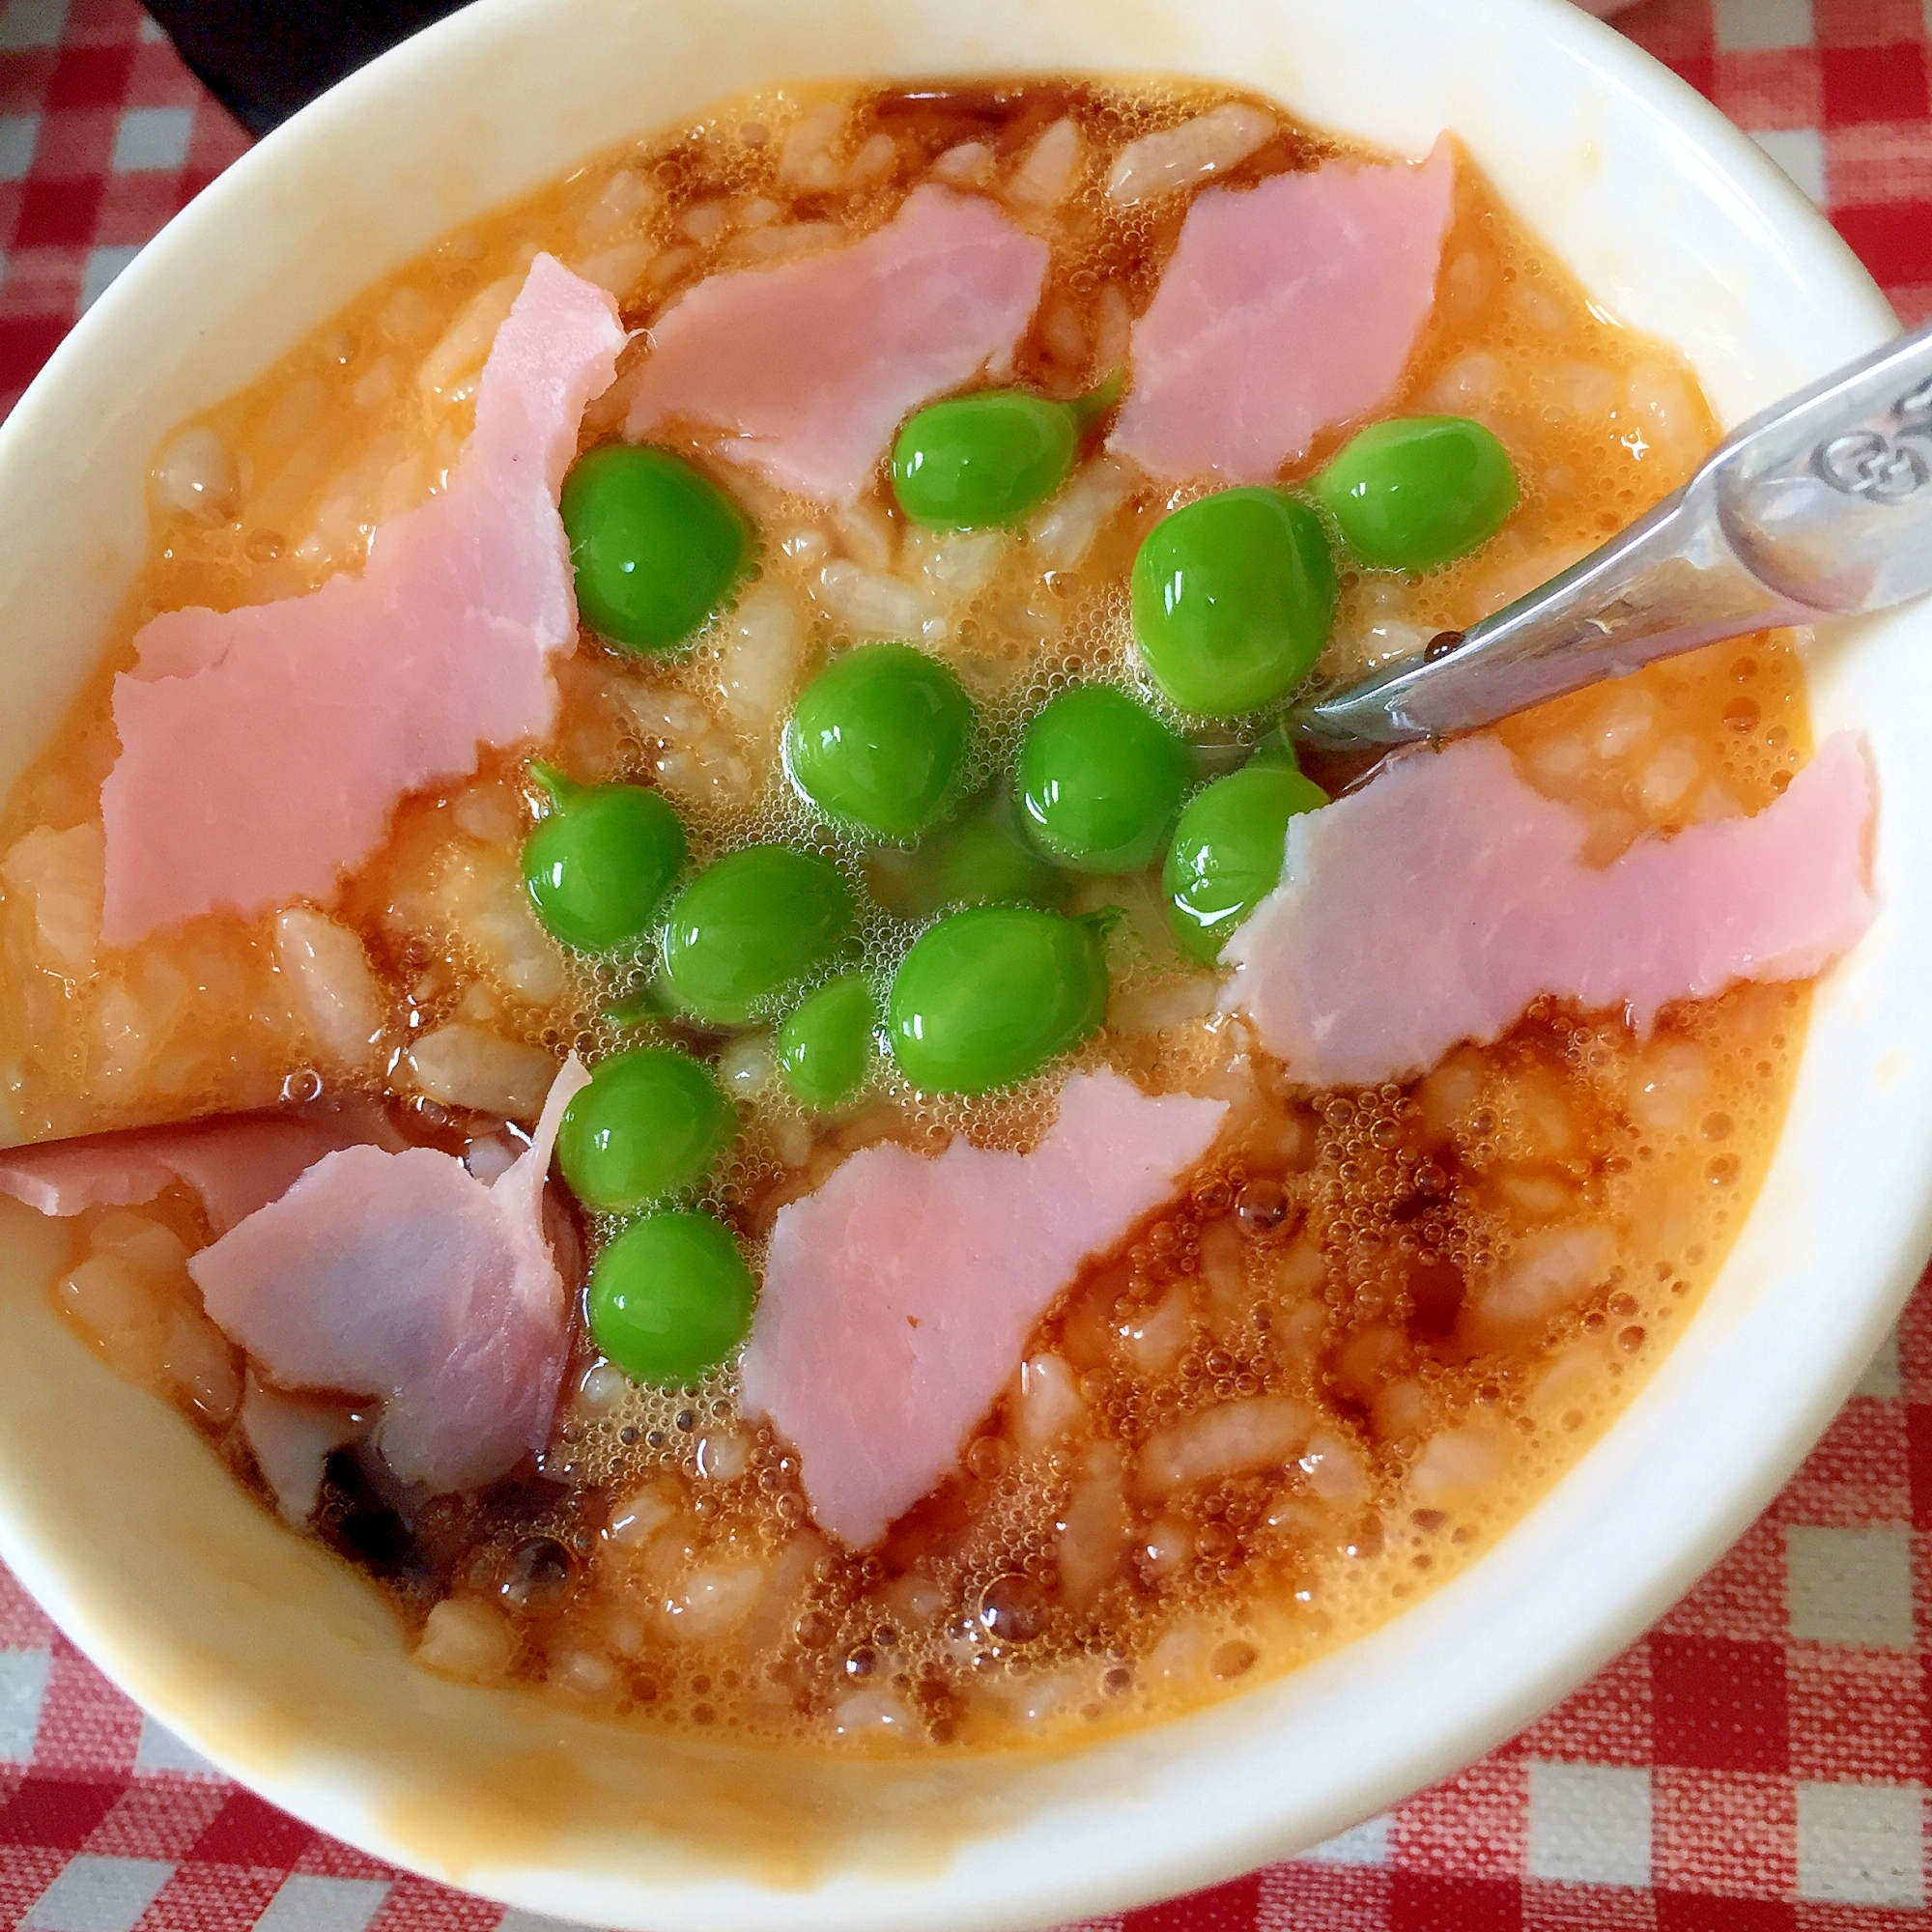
[{"xmin": 0, "ymin": 76, "xmax": 1806, "ymax": 1756}]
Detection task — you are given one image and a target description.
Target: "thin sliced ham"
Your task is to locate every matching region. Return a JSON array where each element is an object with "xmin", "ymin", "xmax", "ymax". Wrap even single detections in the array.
[
  {"xmin": 99, "ymin": 257, "xmax": 625, "ymax": 945},
  {"xmin": 623, "ymin": 185, "xmax": 1049, "ymax": 504},
  {"xmin": 1109, "ymin": 142, "xmax": 1455, "ymax": 484},
  {"xmin": 1221, "ymin": 732, "xmax": 1876, "ymax": 1088},
  {"xmin": 740, "ymin": 1069, "xmax": 1229, "ymax": 1547},
  {"xmin": 192, "ymin": 1058, "xmax": 589, "ymax": 1494},
  {"xmin": 0, "ymin": 1099, "xmax": 404, "ymax": 1236}
]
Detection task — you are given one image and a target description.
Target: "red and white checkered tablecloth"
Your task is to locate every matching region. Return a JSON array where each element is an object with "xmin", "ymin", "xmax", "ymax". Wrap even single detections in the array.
[{"xmin": 1, "ymin": 0, "xmax": 1930, "ymax": 1926}]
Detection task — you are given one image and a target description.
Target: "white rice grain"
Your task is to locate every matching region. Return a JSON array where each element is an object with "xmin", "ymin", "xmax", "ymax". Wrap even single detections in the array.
[
  {"xmin": 1027, "ymin": 456, "xmax": 1131, "ymax": 570},
  {"xmin": 657, "ymin": 1560, "xmax": 763, "ymax": 1641},
  {"xmin": 417, "ymin": 1598, "xmax": 516, "ymax": 1680},
  {"xmin": 777, "ymin": 103, "xmax": 845, "ymax": 191},
  {"xmin": 710, "ymin": 582, "xmax": 808, "ymax": 739},
  {"xmin": 696, "ymin": 1429, "xmax": 752, "ymax": 1482},
  {"xmin": 408, "ymin": 1023, "xmax": 559, "ymax": 1120},
  {"xmin": 814, "ymin": 560, "xmax": 943, "ymax": 641},
  {"xmin": 843, "ymin": 132, "xmax": 898, "ymax": 188},
  {"xmin": 678, "ymin": 198, "xmax": 732, "ymax": 244},
  {"xmin": 1007, "ymin": 117, "xmax": 1083, "ymax": 210},
  {"xmin": 832, "ymin": 1688, "xmax": 912, "ymax": 1736},
  {"xmin": 1136, "ymin": 1394, "xmax": 1312, "ymax": 1494},
  {"xmin": 578, "ymin": 168, "xmax": 656, "ymax": 245},
  {"xmin": 417, "ymin": 840, "xmax": 568, "ymax": 1004},
  {"xmin": 1637, "ymin": 736, "xmax": 1703, "ymax": 813},
  {"xmin": 721, "ymin": 221, "xmax": 847, "ymax": 265},
  {"xmin": 152, "ymin": 425, "xmax": 238, "ymax": 525},
  {"xmin": 1464, "ymin": 1226, "xmax": 1614, "ymax": 1347},
  {"xmin": 608, "ymin": 1483, "xmax": 679, "ymax": 1548},
  {"xmin": 1056, "ymin": 1442, "xmax": 1128, "ymax": 1606},
  {"xmin": 930, "ymin": 141, "xmax": 994, "ymax": 187},
  {"xmin": 416, "ymin": 272, "xmax": 521, "ymax": 397},
  {"xmin": 1625, "ymin": 358, "xmax": 1704, "ymax": 469},
  {"xmin": 1427, "ymin": 350, "xmax": 1503, "ymax": 415},
  {"xmin": 1, "ymin": 821, "xmax": 104, "ymax": 977},
  {"xmin": 904, "ymin": 526, "xmax": 1009, "ymax": 601},
  {"xmin": 274, "ymin": 908, "xmax": 384, "ymax": 1072},
  {"xmin": 1592, "ymin": 686, "xmax": 1657, "ymax": 759},
  {"xmin": 1122, "ymin": 1288, "xmax": 1192, "ymax": 1378},
  {"xmin": 832, "ymin": 497, "xmax": 898, "ymax": 573},
  {"xmin": 717, "ymin": 1032, "xmax": 775, "ymax": 1097},
  {"xmin": 569, "ymin": 239, "xmax": 656, "ymax": 298},
  {"xmin": 241, "ymin": 1378, "xmax": 363, "ymax": 1523},
  {"xmin": 1013, "ymin": 1351, "xmax": 1085, "ymax": 1448},
  {"xmin": 1106, "ymin": 103, "xmax": 1273, "ymax": 205},
  {"xmin": 162, "ymin": 1308, "xmax": 242, "ymax": 1426},
  {"xmin": 1410, "ymin": 1417, "xmax": 1512, "ymax": 1506}
]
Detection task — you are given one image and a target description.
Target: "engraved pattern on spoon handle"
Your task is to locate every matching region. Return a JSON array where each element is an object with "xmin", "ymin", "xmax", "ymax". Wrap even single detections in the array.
[{"xmin": 1720, "ymin": 328, "xmax": 1932, "ymax": 614}]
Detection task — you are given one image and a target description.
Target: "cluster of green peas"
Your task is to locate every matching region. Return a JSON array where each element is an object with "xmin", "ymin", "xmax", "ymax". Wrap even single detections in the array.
[{"xmin": 533, "ymin": 388, "xmax": 1520, "ymax": 1387}]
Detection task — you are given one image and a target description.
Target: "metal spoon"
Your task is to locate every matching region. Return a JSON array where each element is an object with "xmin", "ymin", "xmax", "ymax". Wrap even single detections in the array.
[{"xmin": 1293, "ymin": 319, "xmax": 1932, "ymax": 751}]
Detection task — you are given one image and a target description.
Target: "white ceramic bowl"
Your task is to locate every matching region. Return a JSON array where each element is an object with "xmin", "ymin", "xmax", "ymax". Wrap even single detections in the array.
[{"xmin": 0, "ymin": 1, "xmax": 1920, "ymax": 1926}]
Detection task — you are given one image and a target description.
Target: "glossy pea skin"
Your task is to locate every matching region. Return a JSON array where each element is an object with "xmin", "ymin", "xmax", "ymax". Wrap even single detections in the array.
[
  {"xmin": 1312, "ymin": 415, "xmax": 1519, "ymax": 572},
  {"xmin": 1163, "ymin": 762, "xmax": 1329, "ymax": 965},
  {"xmin": 1018, "ymin": 685, "xmax": 1194, "ymax": 874},
  {"xmin": 784, "ymin": 643, "xmax": 973, "ymax": 839},
  {"xmin": 1130, "ymin": 488, "xmax": 1338, "ymax": 717},
  {"xmin": 862, "ymin": 790, "xmax": 1069, "ymax": 921},
  {"xmin": 561, "ymin": 444, "xmax": 750, "ymax": 655},
  {"xmin": 521, "ymin": 763, "xmax": 685, "ymax": 953},
  {"xmin": 778, "ymin": 972, "xmax": 875, "ymax": 1111},
  {"xmin": 660, "ymin": 845, "xmax": 853, "ymax": 1024},
  {"xmin": 889, "ymin": 906, "xmax": 1109, "ymax": 1094},
  {"xmin": 556, "ymin": 1047, "xmax": 738, "ymax": 1214},
  {"xmin": 891, "ymin": 391, "xmax": 1079, "ymax": 529},
  {"xmin": 588, "ymin": 1211, "xmax": 756, "ymax": 1387},
  {"xmin": 920, "ymin": 790, "xmax": 1070, "ymax": 913}
]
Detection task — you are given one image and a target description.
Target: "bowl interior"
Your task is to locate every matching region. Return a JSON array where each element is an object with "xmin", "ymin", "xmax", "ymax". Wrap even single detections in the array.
[{"xmin": 0, "ymin": 2, "xmax": 1920, "ymax": 1929}]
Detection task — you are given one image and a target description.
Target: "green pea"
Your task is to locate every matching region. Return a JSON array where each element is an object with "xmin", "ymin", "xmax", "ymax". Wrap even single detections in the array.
[
  {"xmin": 1312, "ymin": 415, "xmax": 1518, "ymax": 573},
  {"xmin": 778, "ymin": 972, "xmax": 875, "ymax": 1111},
  {"xmin": 784, "ymin": 643, "xmax": 973, "ymax": 840},
  {"xmin": 891, "ymin": 390, "xmax": 1078, "ymax": 529},
  {"xmin": 560, "ymin": 444, "xmax": 750, "ymax": 655},
  {"xmin": 556, "ymin": 1047, "xmax": 737, "ymax": 1214},
  {"xmin": 520, "ymin": 763, "xmax": 685, "ymax": 954},
  {"xmin": 862, "ymin": 790, "xmax": 1070, "ymax": 921},
  {"xmin": 1163, "ymin": 761, "xmax": 1329, "ymax": 965},
  {"xmin": 1130, "ymin": 487, "xmax": 1337, "ymax": 717},
  {"xmin": 1017, "ymin": 685, "xmax": 1193, "ymax": 874},
  {"xmin": 926, "ymin": 790, "xmax": 1072, "ymax": 912},
  {"xmin": 923, "ymin": 794, "xmax": 1068, "ymax": 911},
  {"xmin": 889, "ymin": 906, "xmax": 1108, "ymax": 1094},
  {"xmin": 588, "ymin": 1211, "xmax": 756, "ymax": 1386},
  {"xmin": 660, "ymin": 845, "xmax": 853, "ymax": 1025}
]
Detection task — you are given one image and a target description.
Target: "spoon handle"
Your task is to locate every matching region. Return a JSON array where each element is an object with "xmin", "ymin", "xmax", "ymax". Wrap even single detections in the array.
[{"xmin": 1294, "ymin": 320, "xmax": 1932, "ymax": 751}]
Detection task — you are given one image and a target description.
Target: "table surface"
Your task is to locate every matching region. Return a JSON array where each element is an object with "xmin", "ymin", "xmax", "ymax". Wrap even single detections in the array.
[{"xmin": 2, "ymin": 0, "xmax": 1930, "ymax": 1925}]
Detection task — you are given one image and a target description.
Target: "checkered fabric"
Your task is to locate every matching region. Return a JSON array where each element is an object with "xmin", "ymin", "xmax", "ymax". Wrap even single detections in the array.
[
  {"xmin": 0, "ymin": 0, "xmax": 1929, "ymax": 1925},
  {"xmin": 0, "ymin": 0, "xmax": 244, "ymax": 417}
]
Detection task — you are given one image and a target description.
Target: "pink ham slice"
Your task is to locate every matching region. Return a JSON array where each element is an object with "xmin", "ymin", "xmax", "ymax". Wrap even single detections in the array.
[
  {"xmin": 191, "ymin": 1058, "xmax": 589, "ymax": 1494},
  {"xmin": 99, "ymin": 257, "xmax": 625, "ymax": 946},
  {"xmin": 1109, "ymin": 142, "xmax": 1455, "ymax": 484},
  {"xmin": 622, "ymin": 185, "xmax": 1050, "ymax": 505},
  {"xmin": 1221, "ymin": 732, "xmax": 1876, "ymax": 1088},
  {"xmin": 740, "ymin": 1069, "xmax": 1229, "ymax": 1548},
  {"xmin": 0, "ymin": 1099, "xmax": 404, "ymax": 1236}
]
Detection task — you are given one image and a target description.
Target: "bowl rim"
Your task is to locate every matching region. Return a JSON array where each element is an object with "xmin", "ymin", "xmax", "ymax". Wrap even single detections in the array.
[{"xmin": 0, "ymin": 0, "xmax": 1918, "ymax": 1925}]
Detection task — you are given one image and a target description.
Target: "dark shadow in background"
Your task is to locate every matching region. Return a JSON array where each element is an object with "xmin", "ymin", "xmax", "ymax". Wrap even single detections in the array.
[{"xmin": 141, "ymin": 0, "xmax": 470, "ymax": 135}]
